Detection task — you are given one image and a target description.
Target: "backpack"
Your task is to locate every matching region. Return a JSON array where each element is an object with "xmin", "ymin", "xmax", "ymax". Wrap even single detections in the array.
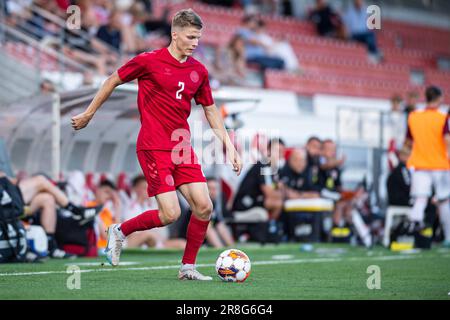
[
  {"xmin": 55, "ymin": 211, "xmax": 98, "ymax": 257},
  {"xmin": 0, "ymin": 177, "xmax": 27, "ymax": 263}
]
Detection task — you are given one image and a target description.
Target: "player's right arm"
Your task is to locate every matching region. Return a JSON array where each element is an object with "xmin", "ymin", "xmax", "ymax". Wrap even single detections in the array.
[
  {"xmin": 72, "ymin": 53, "xmax": 148, "ymax": 130},
  {"xmin": 71, "ymin": 72, "xmax": 123, "ymax": 130}
]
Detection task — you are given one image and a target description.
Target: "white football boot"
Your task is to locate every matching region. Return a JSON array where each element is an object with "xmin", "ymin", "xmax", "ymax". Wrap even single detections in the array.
[
  {"xmin": 178, "ymin": 265, "xmax": 212, "ymax": 281},
  {"xmin": 104, "ymin": 224, "xmax": 125, "ymax": 266}
]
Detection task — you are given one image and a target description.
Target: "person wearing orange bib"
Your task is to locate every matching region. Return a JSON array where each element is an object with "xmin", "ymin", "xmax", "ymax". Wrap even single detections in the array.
[{"xmin": 404, "ymin": 86, "xmax": 450, "ymax": 247}]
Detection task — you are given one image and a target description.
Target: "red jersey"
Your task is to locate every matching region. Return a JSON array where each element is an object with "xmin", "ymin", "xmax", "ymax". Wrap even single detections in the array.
[{"xmin": 117, "ymin": 48, "xmax": 214, "ymax": 151}]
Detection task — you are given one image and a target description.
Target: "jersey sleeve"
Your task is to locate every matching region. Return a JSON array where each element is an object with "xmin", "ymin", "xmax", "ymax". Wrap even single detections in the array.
[
  {"xmin": 117, "ymin": 53, "xmax": 148, "ymax": 83},
  {"xmin": 194, "ymin": 69, "xmax": 214, "ymax": 107}
]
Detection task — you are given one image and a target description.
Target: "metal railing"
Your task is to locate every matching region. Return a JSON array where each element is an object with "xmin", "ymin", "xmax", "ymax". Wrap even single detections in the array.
[
  {"xmin": 0, "ymin": 22, "xmax": 89, "ymax": 91},
  {"xmin": 29, "ymin": 4, "xmax": 121, "ymax": 57}
]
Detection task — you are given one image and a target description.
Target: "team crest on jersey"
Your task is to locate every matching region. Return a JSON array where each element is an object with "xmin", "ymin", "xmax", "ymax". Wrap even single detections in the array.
[{"xmin": 190, "ymin": 71, "xmax": 199, "ymax": 83}]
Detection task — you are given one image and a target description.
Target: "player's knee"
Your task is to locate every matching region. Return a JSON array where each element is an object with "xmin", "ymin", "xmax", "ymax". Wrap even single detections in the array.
[
  {"xmin": 195, "ymin": 200, "xmax": 213, "ymax": 220},
  {"xmin": 35, "ymin": 175, "xmax": 50, "ymax": 188}
]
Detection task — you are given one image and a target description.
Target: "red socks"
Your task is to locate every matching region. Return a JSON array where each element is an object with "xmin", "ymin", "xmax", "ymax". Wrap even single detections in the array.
[
  {"xmin": 120, "ymin": 209, "xmax": 209, "ymax": 264},
  {"xmin": 182, "ymin": 214, "xmax": 210, "ymax": 265},
  {"xmin": 120, "ymin": 209, "xmax": 163, "ymax": 236}
]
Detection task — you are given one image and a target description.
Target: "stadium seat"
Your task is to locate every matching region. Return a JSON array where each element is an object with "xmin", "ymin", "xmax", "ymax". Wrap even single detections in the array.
[
  {"xmin": 116, "ymin": 172, "xmax": 131, "ymax": 196},
  {"xmin": 383, "ymin": 206, "xmax": 411, "ymax": 247}
]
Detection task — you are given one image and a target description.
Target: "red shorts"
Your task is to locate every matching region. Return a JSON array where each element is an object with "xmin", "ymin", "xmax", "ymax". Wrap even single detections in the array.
[{"xmin": 137, "ymin": 148, "xmax": 206, "ymax": 197}]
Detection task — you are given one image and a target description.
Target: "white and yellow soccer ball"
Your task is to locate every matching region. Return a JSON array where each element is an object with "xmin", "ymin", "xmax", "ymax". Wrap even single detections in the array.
[{"xmin": 215, "ymin": 249, "xmax": 251, "ymax": 282}]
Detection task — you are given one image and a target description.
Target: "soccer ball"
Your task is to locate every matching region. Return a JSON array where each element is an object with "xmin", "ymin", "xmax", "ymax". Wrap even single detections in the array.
[{"xmin": 215, "ymin": 249, "xmax": 251, "ymax": 282}]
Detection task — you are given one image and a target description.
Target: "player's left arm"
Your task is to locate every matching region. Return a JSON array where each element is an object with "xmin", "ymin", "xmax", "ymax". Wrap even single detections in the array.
[{"xmin": 203, "ymin": 104, "xmax": 243, "ymax": 176}]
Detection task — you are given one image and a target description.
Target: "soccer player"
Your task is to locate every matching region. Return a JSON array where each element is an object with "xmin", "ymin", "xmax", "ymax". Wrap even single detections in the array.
[
  {"xmin": 404, "ymin": 86, "xmax": 450, "ymax": 247},
  {"xmin": 71, "ymin": 9, "xmax": 242, "ymax": 280}
]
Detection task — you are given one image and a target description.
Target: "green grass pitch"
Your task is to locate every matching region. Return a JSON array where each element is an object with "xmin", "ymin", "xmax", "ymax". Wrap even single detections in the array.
[{"xmin": 1, "ymin": 244, "xmax": 449, "ymax": 300}]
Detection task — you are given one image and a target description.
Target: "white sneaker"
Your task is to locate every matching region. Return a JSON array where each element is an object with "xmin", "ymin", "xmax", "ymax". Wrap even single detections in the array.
[
  {"xmin": 104, "ymin": 224, "xmax": 124, "ymax": 266},
  {"xmin": 178, "ymin": 267, "xmax": 212, "ymax": 281}
]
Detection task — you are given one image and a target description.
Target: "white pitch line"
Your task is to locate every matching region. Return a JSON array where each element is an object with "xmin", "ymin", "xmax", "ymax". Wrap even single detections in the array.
[{"xmin": 0, "ymin": 254, "xmax": 429, "ymax": 278}]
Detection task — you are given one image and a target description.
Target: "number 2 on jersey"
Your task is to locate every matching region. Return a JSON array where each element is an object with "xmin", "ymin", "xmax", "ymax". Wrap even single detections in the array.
[{"xmin": 176, "ymin": 82, "xmax": 184, "ymax": 100}]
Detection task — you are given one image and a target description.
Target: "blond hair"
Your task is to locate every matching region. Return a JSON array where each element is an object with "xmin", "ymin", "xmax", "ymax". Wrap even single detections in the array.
[{"xmin": 171, "ymin": 9, "xmax": 203, "ymax": 31}]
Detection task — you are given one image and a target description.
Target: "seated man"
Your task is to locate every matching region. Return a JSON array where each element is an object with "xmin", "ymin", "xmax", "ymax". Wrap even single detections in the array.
[
  {"xmin": 230, "ymin": 138, "xmax": 285, "ymax": 239},
  {"xmin": 344, "ymin": 0, "xmax": 381, "ymax": 61},
  {"xmin": 308, "ymin": 0, "xmax": 346, "ymax": 39},
  {"xmin": 0, "ymin": 171, "xmax": 100, "ymax": 258},
  {"xmin": 121, "ymin": 175, "xmax": 186, "ymax": 250},
  {"xmin": 305, "ymin": 136, "xmax": 324, "ymax": 193},
  {"xmin": 387, "ymin": 147, "xmax": 412, "ymax": 207},
  {"xmin": 279, "ymin": 148, "xmax": 321, "ymax": 200},
  {"xmin": 320, "ymin": 139, "xmax": 350, "ymax": 227},
  {"xmin": 279, "ymin": 148, "xmax": 324, "ymax": 241},
  {"xmin": 320, "ymin": 140, "xmax": 373, "ymax": 246},
  {"xmin": 236, "ymin": 15, "xmax": 285, "ymax": 71}
]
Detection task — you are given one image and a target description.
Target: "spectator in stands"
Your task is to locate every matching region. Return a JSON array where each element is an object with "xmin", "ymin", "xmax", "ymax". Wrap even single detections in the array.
[
  {"xmin": 121, "ymin": 175, "xmax": 186, "ymax": 249},
  {"xmin": 240, "ymin": 0, "xmax": 278, "ymax": 15},
  {"xmin": 230, "ymin": 138, "xmax": 285, "ymax": 238},
  {"xmin": 125, "ymin": 2, "xmax": 154, "ymax": 53},
  {"xmin": 204, "ymin": 177, "xmax": 235, "ymax": 248},
  {"xmin": 308, "ymin": 0, "xmax": 346, "ymax": 39},
  {"xmin": 236, "ymin": 15, "xmax": 285, "ymax": 71},
  {"xmin": 305, "ymin": 136, "xmax": 323, "ymax": 192},
  {"xmin": 96, "ymin": 10, "xmax": 123, "ymax": 52},
  {"xmin": 343, "ymin": 0, "xmax": 381, "ymax": 62},
  {"xmin": 92, "ymin": 0, "xmax": 114, "ymax": 26},
  {"xmin": 141, "ymin": 1, "xmax": 172, "ymax": 39},
  {"xmin": 280, "ymin": 0, "xmax": 294, "ymax": 17},
  {"xmin": 62, "ymin": 28, "xmax": 109, "ymax": 75},
  {"xmin": 201, "ymin": 0, "xmax": 235, "ymax": 8},
  {"xmin": 223, "ymin": 34, "xmax": 248, "ymax": 83},
  {"xmin": 254, "ymin": 18, "xmax": 301, "ymax": 73},
  {"xmin": 122, "ymin": 1, "xmax": 171, "ymax": 54},
  {"xmin": 74, "ymin": 0, "xmax": 100, "ymax": 29},
  {"xmin": 60, "ymin": 2, "xmax": 119, "ymax": 75},
  {"xmin": 279, "ymin": 148, "xmax": 320, "ymax": 199},
  {"xmin": 194, "ymin": 36, "xmax": 247, "ymax": 86}
]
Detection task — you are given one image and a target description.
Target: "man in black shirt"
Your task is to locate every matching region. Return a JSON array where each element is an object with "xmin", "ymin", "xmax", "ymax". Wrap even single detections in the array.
[
  {"xmin": 279, "ymin": 148, "xmax": 320, "ymax": 199},
  {"xmin": 320, "ymin": 140, "xmax": 350, "ymax": 227},
  {"xmin": 96, "ymin": 11, "xmax": 123, "ymax": 52},
  {"xmin": 232, "ymin": 138, "xmax": 285, "ymax": 218},
  {"xmin": 305, "ymin": 136, "xmax": 324, "ymax": 193},
  {"xmin": 387, "ymin": 147, "xmax": 411, "ymax": 206},
  {"xmin": 308, "ymin": 0, "xmax": 345, "ymax": 39}
]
